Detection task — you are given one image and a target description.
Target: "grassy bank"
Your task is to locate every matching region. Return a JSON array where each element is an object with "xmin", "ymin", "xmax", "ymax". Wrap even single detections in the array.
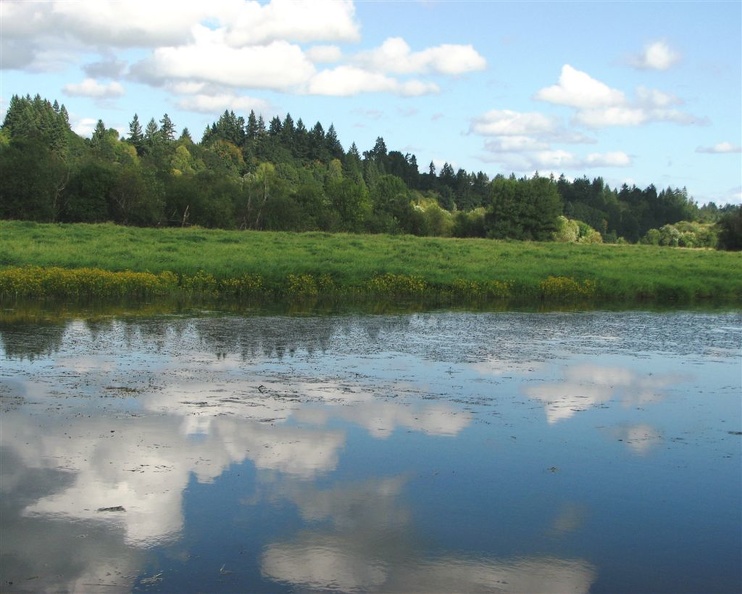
[{"xmin": 1, "ymin": 221, "xmax": 740, "ymax": 306}]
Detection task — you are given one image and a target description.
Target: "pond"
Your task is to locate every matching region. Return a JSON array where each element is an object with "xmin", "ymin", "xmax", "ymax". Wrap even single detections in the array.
[{"xmin": 1, "ymin": 310, "xmax": 740, "ymax": 593}]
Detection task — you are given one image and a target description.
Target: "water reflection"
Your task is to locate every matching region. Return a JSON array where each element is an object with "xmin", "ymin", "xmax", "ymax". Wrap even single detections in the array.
[
  {"xmin": 524, "ymin": 363, "xmax": 682, "ymax": 424},
  {"xmin": 1, "ymin": 310, "xmax": 740, "ymax": 593},
  {"xmin": 258, "ymin": 475, "xmax": 596, "ymax": 593}
]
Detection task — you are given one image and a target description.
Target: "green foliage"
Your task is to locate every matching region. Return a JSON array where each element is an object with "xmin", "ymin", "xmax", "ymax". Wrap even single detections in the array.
[
  {"xmin": 61, "ymin": 161, "xmax": 115, "ymax": 222},
  {"xmin": 452, "ymin": 208, "xmax": 486, "ymax": 238},
  {"xmin": 410, "ymin": 197, "xmax": 455, "ymax": 237},
  {"xmin": 716, "ymin": 206, "xmax": 742, "ymax": 251},
  {"xmin": 326, "ymin": 175, "xmax": 371, "ymax": 232},
  {"xmin": 364, "ymin": 273, "xmax": 427, "ymax": 297},
  {"xmin": 2, "ymin": 222, "xmax": 739, "ymax": 306},
  {"xmin": 485, "ymin": 174, "xmax": 562, "ymax": 240},
  {"xmin": 540, "ymin": 276, "xmax": 596, "ymax": 301},
  {"xmin": 0, "ymin": 266, "xmax": 178, "ymax": 300},
  {"xmin": 2, "ymin": 94, "xmax": 72, "ymax": 155},
  {"xmin": 0, "ymin": 138, "xmax": 69, "ymax": 222},
  {"xmin": 641, "ymin": 221, "xmax": 718, "ymax": 248},
  {"xmin": 0, "ymin": 93, "xmax": 722, "ymax": 246},
  {"xmin": 368, "ymin": 174, "xmax": 414, "ymax": 234},
  {"xmin": 553, "ymin": 216, "xmax": 603, "ymax": 243},
  {"xmin": 285, "ymin": 273, "xmax": 337, "ymax": 298}
]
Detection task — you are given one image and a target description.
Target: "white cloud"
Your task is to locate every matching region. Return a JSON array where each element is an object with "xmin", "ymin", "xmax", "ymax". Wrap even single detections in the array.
[
  {"xmin": 0, "ymin": 0, "xmax": 213, "ymax": 48},
  {"xmin": 355, "ymin": 37, "xmax": 486, "ymax": 75},
  {"xmin": 471, "ymin": 108, "xmax": 620, "ymax": 172},
  {"xmin": 2, "ymin": 0, "xmax": 481, "ymax": 102},
  {"xmin": 574, "ymin": 106, "xmax": 648, "ymax": 127},
  {"xmin": 176, "ymin": 93, "xmax": 271, "ymax": 115},
  {"xmin": 306, "ymin": 45, "xmax": 343, "ymax": 64},
  {"xmin": 536, "ymin": 65, "xmax": 703, "ymax": 128},
  {"xmin": 72, "ymin": 117, "xmax": 99, "ymax": 138},
  {"xmin": 224, "ymin": 0, "xmax": 360, "ymax": 46},
  {"xmin": 631, "ymin": 40, "xmax": 680, "ymax": 71},
  {"xmin": 306, "ymin": 66, "xmax": 439, "ymax": 97},
  {"xmin": 480, "ymin": 147, "xmax": 631, "ymax": 174},
  {"xmin": 484, "ymin": 136, "xmax": 550, "ymax": 153},
  {"xmin": 132, "ymin": 36, "xmax": 316, "ymax": 91},
  {"xmin": 471, "ymin": 109, "xmax": 559, "ymax": 137},
  {"xmin": 534, "ymin": 65, "xmax": 625, "ymax": 109},
  {"xmin": 63, "ymin": 78, "xmax": 125, "ymax": 99},
  {"xmin": 635, "ymin": 86, "xmax": 680, "ymax": 109},
  {"xmin": 696, "ymin": 142, "xmax": 742, "ymax": 154},
  {"xmin": 0, "ymin": 0, "xmax": 359, "ymax": 70},
  {"xmin": 585, "ymin": 152, "xmax": 631, "ymax": 167},
  {"xmin": 532, "ymin": 150, "xmax": 630, "ymax": 170}
]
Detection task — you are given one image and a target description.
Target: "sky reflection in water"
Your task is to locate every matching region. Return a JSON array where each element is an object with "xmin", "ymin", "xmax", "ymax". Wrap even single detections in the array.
[{"xmin": 1, "ymin": 311, "xmax": 740, "ymax": 593}]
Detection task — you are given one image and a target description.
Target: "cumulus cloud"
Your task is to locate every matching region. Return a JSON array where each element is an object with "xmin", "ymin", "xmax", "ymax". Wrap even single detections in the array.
[
  {"xmin": 0, "ymin": 38, "xmax": 36, "ymax": 69},
  {"xmin": 63, "ymin": 78, "xmax": 125, "ymax": 99},
  {"xmin": 484, "ymin": 137, "xmax": 551, "ymax": 153},
  {"xmin": 2, "ymin": 0, "xmax": 481, "ymax": 102},
  {"xmin": 306, "ymin": 45, "xmax": 344, "ymax": 64},
  {"xmin": 307, "ymin": 66, "xmax": 439, "ymax": 97},
  {"xmin": 536, "ymin": 64, "xmax": 703, "ymax": 128},
  {"xmin": 72, "ymin": 117, "xmax": 99, "ymax": 138},
  {"xmin": 0, "ymin": 0, "xmax": 213, "ymax": 48},
  {"xmin": 534, "ymin": 64, "xmax": 626, "ymax": 109},
  {"xmin": 630, "ymin": 40, "xmax": 680, "ymax": 71},
  {"xmin": 471, "ymin": 109, "xmax": 559, "ymax": 137},
  {"xmin": 532, "ymin": 150, "xmax": 630, "ymax": 171},
  {"xmin": 1, "ymin": 0, "xmax": 360, "ymax": 54},
  {"xmin": 479, "ymin": 149, "xmax": 631, "ymax": 175},
  {"xmin": 176, "ymin": 93, "xmax": 271, "ymax": 115},
  {"xmin": 355, "ymin": 37, "xmax": 486, "ymax": 75},
  {"xmin": 83, "ymin": 58, "xmax": 128, "ymax": 79},
  {"xmin": 471, "ymin": 108, "xmax": 622, "ymax": 173},
  {"xmin": 696, "ymin": 142, "xmax": 742, "ymax": 154},
  {"xmin": 131, "ymin": 33, "xmax": 316, "ymax": 91},
  {"xmin": 223, "ymin": 0, "xmax": 360, "ymax": 46}
]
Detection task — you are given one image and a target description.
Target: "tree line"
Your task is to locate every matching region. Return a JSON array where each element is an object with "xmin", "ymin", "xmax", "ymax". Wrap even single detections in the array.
[{"xmin": 1, "ymin": 94, "xmax": 740, "ymax": 249}]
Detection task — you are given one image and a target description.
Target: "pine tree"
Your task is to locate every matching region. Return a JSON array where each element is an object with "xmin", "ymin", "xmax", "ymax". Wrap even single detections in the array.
[
  {"xmin": 326, "ymin": 124, "xmax": 344, "ymax": 160},
  {"xmin": 159, "ymin": 113, "xmax": 176, "ymax": 143}
]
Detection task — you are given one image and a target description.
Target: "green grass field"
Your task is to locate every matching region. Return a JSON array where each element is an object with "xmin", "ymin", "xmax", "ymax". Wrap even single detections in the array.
[{"xmin": 1, "ymin": 221, "xmax": 740, "ymax": 306}]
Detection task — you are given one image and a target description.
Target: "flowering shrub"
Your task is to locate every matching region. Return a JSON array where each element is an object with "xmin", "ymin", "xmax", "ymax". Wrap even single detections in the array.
[
  {"xmin": 180, "ymin": 270, "xmax": 218, "ymax": 294},
  {"xmin": 286, "ymin": 274, "xmax": 320, "ymax": 297},
  {"xmin": 0, "ymin": 266, "xmax": 178, "ymax": 299},
  {"xmin": 220, "ymin": 274, "xmax": 265, "ymax": 297},
  {"xmin": 539, "ymin": 276, "xmax": 596, "ymax": 300},
  {"xmin": 450, "ymin": 279, "xmax": 512, "ymax": 299},
  {"xmin": 365, "ymin": 273, "xmax": 427, "ymax": 296}
]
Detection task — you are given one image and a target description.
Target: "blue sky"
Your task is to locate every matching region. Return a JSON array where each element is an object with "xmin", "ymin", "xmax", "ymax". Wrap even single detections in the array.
[{"xmin": 2, "ymin": 0, "xmax": 740, "ymax": 205}]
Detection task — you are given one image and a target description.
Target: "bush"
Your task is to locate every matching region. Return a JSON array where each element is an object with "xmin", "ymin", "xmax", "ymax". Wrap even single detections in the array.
[
  {"xmin": 539, "ymin": 276, "xmax": 596, "ymax": 301},
  {"xmin": 716, "ymin": 207, "xmax": 742, "ymax": 251}
]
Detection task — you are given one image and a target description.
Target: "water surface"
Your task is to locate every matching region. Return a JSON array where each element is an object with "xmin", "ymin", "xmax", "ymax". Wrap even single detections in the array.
[{"xmin": 1, "ymin": 310, "xmax": 740, "ymax": 593}]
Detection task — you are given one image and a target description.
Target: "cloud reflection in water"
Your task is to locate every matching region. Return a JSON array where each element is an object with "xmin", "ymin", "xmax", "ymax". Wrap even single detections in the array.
[{"xmin": 524, "ymin": 363, "xmax": 682, "ymax": 425}]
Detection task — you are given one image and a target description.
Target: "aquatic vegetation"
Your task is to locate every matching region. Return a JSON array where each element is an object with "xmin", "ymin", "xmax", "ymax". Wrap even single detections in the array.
[
  {"xmin": 0, "ymin": 266, "xmax": 177, "ymax": 300},
  {"xmin": 364, "ymin": 273, "xmax": 428, "ymax": 297},
  {"xmin": 540, "ymin": 276, "xmax": 596, "ymax": 301}
]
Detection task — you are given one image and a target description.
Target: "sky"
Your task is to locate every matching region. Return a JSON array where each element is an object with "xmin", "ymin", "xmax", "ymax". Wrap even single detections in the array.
[{"xmin": 1, "ymin": 0, "xmax": 740, "ymax": 205}]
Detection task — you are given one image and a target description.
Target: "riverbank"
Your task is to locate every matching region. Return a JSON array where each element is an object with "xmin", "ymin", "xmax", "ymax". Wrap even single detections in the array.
[{"xmin": 1, "ymin": 221, "xmax": 740, "ymax": 307}]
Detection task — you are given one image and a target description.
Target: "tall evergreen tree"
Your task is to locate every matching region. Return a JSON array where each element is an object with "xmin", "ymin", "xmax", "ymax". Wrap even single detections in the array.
[
  {"xmin": 159, "ymin": 113, "xmax": 176, "ymax": 143},
  {"xmin": 127, "ymin": 113, "xmax": 144, "ymax": 154}
]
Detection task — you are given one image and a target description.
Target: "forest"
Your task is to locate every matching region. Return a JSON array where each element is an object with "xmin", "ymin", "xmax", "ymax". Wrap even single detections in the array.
[{"xmin": 1, "ymin": 94, "xmax": 740, "ymax": 250}]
